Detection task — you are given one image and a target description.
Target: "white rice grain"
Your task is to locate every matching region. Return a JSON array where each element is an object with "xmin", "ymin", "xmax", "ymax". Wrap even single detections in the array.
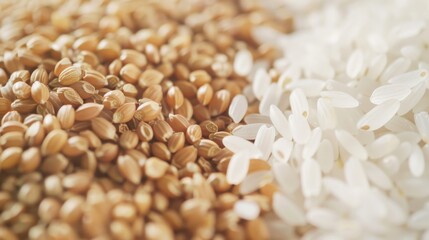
[
  {"xmin": 363, "ymin": 161, "xmax": 393, "ymax": 190},
  {"xmin": 370, "ymin": 84, "xmax": 411, "ymax": 105},
  {"xmin": 320, "ymin": 91, "xmax": 359, "ymax": 108},
  {"xmin": 234, "ymin": 200, "xmax": 261, "ymax": 220},
  {"xmin": 345, "ymin": 157, "xmax": 369, "ymax": 190},
  {"xmin": 244, "ymin": 113, "xmax": 272, "ymax": 125},
  {"xmin": 303, "ymin": 127, "xmax": 322, "ymax": 159},
  {"xmin": 398, "ymin": 82, "xmax": 426, "ymax": 115},
  {"xmin": 366, "ymin": 134, "xmax": 400, "ymax": 159},
  {"xmin": 317, "ymin": 98, "xmax": 337, "ymax": 129},
  {"xmin": 415, "ymin": 111, "xmax": 429, "ymax": 143},
  {"xmin": 357, "ymin": 99, "xmax": 400, "ymax": 131},
  {"xmin": 222, "ymin": 136, "xmax": 255, "ymax": 154},
  {"xmin": 347, "ymin": 49, "xmax": 364, "ymax": 79},
  {"xmin": 226, "ymin": 151, "xmax": 251, "ymax": 185},
  {"xmin": 388, "ymin": 69, "xmax": 428, "ymax": 87},
  {"xmin": 232, "ymin": 123, "xmax": 265, "ymax": 140},
  {"xmin": 240, "ymin": 171, "xmax": 272, "ymax": 195},
  {"xmin": 272, "ymin": 138, "xmax": 294, "ymax": 163},
  {"xmin": 273, "ymin": 162, "xmax": 299, "ymax": 193},
  {"xmin": 290, "ymin": 88, "xmax": 309, "ymax": 118},
  {"xmin": 408, "ymin": 209, "xmax": 429, "ymax": 230},
  {"xmin": 306, "ymin": 208, "xmax": 340, "ymax": 229},
  {"xmin": 234, "ymin": 49, "xmax": 253, "ymax": 77},
  {"xmin": 289, "ymin": 113, "xmax": 311, "ymax": 144},
  {"xmin": 273, "ymin": 193, "xmax": 306, "ymax": 226},
  {"xmin": 366, "ymin": 54, "xmax": 387, "ymax": 80},
  {"xmin": 335, "ymin": 129, "xmax": 368, "ymax": 160},
  {"xmin": 301, "ymin": 158, "xmax": 322, "ymax": 197},
  {"xmin": 408, "ymin": 145, "xmax": 425, "ymax": 177},
  {"xmin": 252, "ymin": 68, "xmax": 271, "ymax": 100},
  {"xmin": 269, "ymin": 105, "xmax": 292, "ymax": 140},
  {"xmin": 316, "ymin": 139, "xmax": 335, "ymax": 174},
  {"xmin": 259, "ymin": 84, "xmax": 281, "ymax": 116},
  {"xmin": 380, "ymin": 57, "xmax": 411, "ymax": 83},
  {"xmin": 254, "ymin": 125, "xmax": 276, "ymax": 160},
  {"xmin": 285, "ymin": 79, "xmax": 326, "ymax": 97},
  {"xmin": 228, "ymin": 94, "xmax": 248, "ymax": 123}
]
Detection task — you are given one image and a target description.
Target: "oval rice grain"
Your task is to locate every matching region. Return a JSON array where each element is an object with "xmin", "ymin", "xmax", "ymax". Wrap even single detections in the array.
[
  {"xmin": 269, "ymin": 105, "xmax": 292, "ymax": 140},
  {"xmin": 320, "ymin": 91, "xmax": 359, "ymax": 108},
  {"xmin": 254, "ymin": 125, "xmax": 276, "ymax": 160},
  {"xmin": 273, "ymin": 193, "xmax": 306, "ymax": 226},
  {"xmin": 408, "ymin": 145, "xmax": 425, "ymax": 177},
  {"xmin": 234, "ymin": 49, "xmax": 253, "ymax": 77},
  {"xmin": 290, "ymin": 88, "xmax": 309, "ymax": 118},
  {"xmin": 301, "ymin": 158, "xmax": 322, "ymax": 197},
  {"xmin": 346, "ymin": 49, "xmax": 364, "ymax": 79},
  {"xmin": 335, "ymin": 130, "xmax": 368, "ymax": 160},
  {"xmin": 414, "ymin": 111, "xmax": 429, "ymax": 143},
  {"xmin": 357, "ymin": 99, "xmax": 400, "ymax": 131},
  {"xmin": 370, "ymin": 84, "xmax": 411, "ymax": 105},
  {"xmin": 226, "ymin": 151, "xmax": 251, "ymax": 185},
  {"xmin": 289, "ymin": 113, "xmax": 311, "ymax": 144},
  {"xmin": 228, "ymin": 94, "xmax": 248, "ymax": 123},
  {"xmin": 272, "ymin": 138, "xmax": 294, "ymax": 163}
]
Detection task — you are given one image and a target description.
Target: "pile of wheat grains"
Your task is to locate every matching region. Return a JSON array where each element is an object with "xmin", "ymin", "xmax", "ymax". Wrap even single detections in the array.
[{"xmin": 0, "ymin": 0, "xmax": 293, "ymax": 239}]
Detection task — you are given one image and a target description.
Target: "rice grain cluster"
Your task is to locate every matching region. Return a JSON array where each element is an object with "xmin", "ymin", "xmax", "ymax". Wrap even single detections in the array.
[
  {"xmin": 0, "ymin": 0, "xmax": 292, "ymax": 239},
  {"xmin": 226, "ymin": 0, "xmax": 429, "ymax": 239}
]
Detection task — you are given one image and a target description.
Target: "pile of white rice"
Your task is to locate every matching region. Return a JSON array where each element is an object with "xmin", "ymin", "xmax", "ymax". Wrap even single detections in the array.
[{"xmin": 226, "ymin": 0, "xmax": 429, "ymax": 239}]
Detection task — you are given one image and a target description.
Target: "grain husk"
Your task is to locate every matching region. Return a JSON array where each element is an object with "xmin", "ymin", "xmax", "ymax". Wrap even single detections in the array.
[
  {"xmin": 70, "ymin": 81, "xmax": 96, "ymax": 99},
  {"xmin": 166, "ymin": 86, "xmax": 184, "ymax": 110},
  {"xmin": 18, "ymin": 147, "xmax": 41, "ymax": 173},
  {"xmin": 12, "ymin": 81, "xmax": 31, "ymax": 99},
  {"xmin": 91, "ymin": 117, "xmax": 117, "ymax": 140},
  {"xmin": 103, "ymin": 90, "xmax": 125, "ymax": 110},
  {"xmin": 139, "ymin": 69, "xmax": 164, "ymax": 88},
  {"xmin": 41, "ymin": 154, "xmax": 69, "ymax": 174},
  {"xmin": 152, "ymin": 120, "xmax": 174, "ymax": 142},
  {"xmin": 41, "ymin": 129, "xmax": 68, "ymax": 156},
  {"xmin": 120, "ymin": 49, "xmax": 147, "ymax": 68},
  {"xmin": 145, "ymin": 157, "xmax": 169, "ymax": 179},
  {"xmin": 30, "ymin": 67, "xmax": 49, "ymax": 85},
  {"xmin": 75, "ymin": 103, "xmax": 104, "ymax": 121},
  {"xmin": 0, "ymin": 131, "xmax": 25, "ymax": 148},
  {"xmin": 0, "ymin": 98, "xmax": 12, "ymax": 115},
  {"xmin": 25, "ymin": 121, "xmax": 45, "ymax": 146},
  {"xmin": 62, "ymin": 136, "xmax": 89, "ymax": 157},
  {"xmin": 174, "ymin": 99, "xmax": 193, "ymax": 120},
  {"xmin": 1, "ymin": 110, "xmax": 22, "ymax": 124},
  {"xmin": 0, "ymin": 147, "xmax": 22, "ymax": 170},
  {"xmin": 185, "ymin": 124, "xmax": 202, "ymax": 144},
  {"xmin": 57, "ymin": 105, "xmax": 75, "ymax": 129},
  {"xmin": 0, "ymin": 121, "xmax": 27, "ymax": 134},
  {"xmin": 119, "ymin": 131, "xmax": 139, "ymax": 150},
  {"xmin": 113, "ymin": 102, "xmax": 136, "ymax": 123},
  {"xmin": 120, "ymin": 64, "xmax": 141, "ymax": 84},
  {"xmin": 59, "ymin": 66, "xmax": 82, "ymax": 86},
  {"xmin": 118, "ymin": 155, "xmax": 141, "ymax": 184},
  {"xmin": 142, "ymin": 85, "xmax": 163, "ymax": 103},
  {"xmin": 54, "ymin": 58, "xmax": 72, "ymax": 77},
  {"xmin": 172, "ymin": 146, "xmax": 198, "ymax": 168},
  {"xmin": 63, "ymin": 172, "xmax": 92, "ymax": 193},
  {"xmin": 57, "ymin": 87, "xmax": 84, "ymax": 106},
  {"xmin": 135, "ymin": 99, "xmax": 161, "ymax": 122},
  {"xmin": 82, "ymin": 69, "xmax": 107, "ymax": 89},
  {"xmin": 209, "ymin": 90, "xmax": 231, "ymax": 117},
  {"xmin": 11, "ymin": 99, "xmax": 38, "ymax": 114},
  {"xmin": 167, "ymin": 132, "xmax": 185, "ymax": 153}
]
